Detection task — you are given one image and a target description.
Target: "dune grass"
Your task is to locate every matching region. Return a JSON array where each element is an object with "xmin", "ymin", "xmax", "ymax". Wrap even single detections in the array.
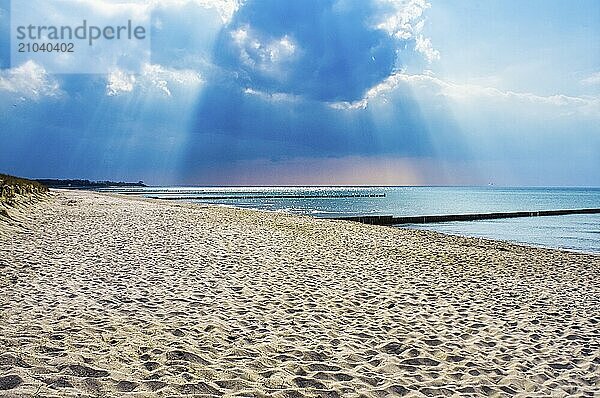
[{"xmin": 0, "ymin": 173, "xmax": 48, "ymax": 208}]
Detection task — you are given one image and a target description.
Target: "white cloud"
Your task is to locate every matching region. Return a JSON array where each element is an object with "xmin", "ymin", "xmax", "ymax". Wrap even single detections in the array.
[
  {"xmin": 581, "ymin": 72, "xmax": 600, "ymax": 86},
  {"xmin": 231, "ymin": 26, "xmax": 297, "ymax": 76},
  {"xmin": 72, "ymin": 0, "xmax": 242, "ymax": 24},
  {"xmin": 329, "ymin": 72, "xmax": 404, "ymax": 109},
  {"xmin": 330, "ymin": 72, "xmax": 600, "ymax": 116},
  {"xmin": 188, "ymin": 0, "xmax": 242, "ymax": 23},
  {"xmin": 68, "ymin": 0, "xmax": 152, "ymax": 21},
  {"xmin": 141, "ymin": 63, "xmax": 203, "ymax": 96},
  {"xmin": 372, "ymin": 0, "xmax": 430, "ymax": 39},
  {"xmin": 415, "ymin": 34, "xmax": 439, "ymax": 63},
  {"xmin": 243, "ymin": 87, "xmax": 301, "ymax": 103},
  {"xmin": 106, "ymin": 63, "xmax": 203, "ymax": 96},
  {"xmin": 106, "ymin": 69, "xmax": 136, "ymax": 96},
  {"xmin": 145, "ymin": 0, "xmax": 241, "ymax": 23},
  {"xmin": 0, "ymin": 61, "xmax": 61, "ymax": 99},
  {"xmin": 400, "ymin": 74, "xmax": 600, "ymax": 111},
  {"xmin": 371, "ymin": 0, "xmax": 439, "ymax": 64},
  {"xmin": 268, "ymin": 37, "xmax": 296, "ymax": 63}
]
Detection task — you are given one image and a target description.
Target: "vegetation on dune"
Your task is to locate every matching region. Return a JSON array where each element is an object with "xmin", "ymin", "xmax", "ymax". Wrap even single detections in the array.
[{"xmin": 0, "ymin": 173, "xmax": 49, "ymax": 208}]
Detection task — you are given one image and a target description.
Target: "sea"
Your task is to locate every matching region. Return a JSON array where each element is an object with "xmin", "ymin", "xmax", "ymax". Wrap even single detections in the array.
[{"xmin": 107, "ymin": 186, "xmax": 600, "ymax": 254}]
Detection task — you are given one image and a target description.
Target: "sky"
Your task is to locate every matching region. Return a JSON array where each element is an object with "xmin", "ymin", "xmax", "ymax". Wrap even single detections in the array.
[{"xmin": 0, "ymin": 0, "xmax": 599, "ymax": 186}]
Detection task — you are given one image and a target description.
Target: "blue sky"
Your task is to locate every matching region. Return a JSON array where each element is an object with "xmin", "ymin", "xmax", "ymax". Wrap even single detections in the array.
[{"xmin": 0, "ymin": 0, "xmax": 599, "ymax": 185}]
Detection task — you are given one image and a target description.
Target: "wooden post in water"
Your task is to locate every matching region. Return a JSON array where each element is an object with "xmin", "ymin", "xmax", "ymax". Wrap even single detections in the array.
[{"xmin": 337, "ymin": 208, "xmax": 600, "ymax": 225}]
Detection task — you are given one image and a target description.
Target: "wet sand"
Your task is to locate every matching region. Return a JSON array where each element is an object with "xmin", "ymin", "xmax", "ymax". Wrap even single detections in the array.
[{"xmin": 0, "ymin": 190, "xmax": 599, "ymax": 397}]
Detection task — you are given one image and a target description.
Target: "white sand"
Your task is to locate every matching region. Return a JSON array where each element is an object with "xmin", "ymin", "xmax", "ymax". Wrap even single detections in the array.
[{"xmin": 0, "ymin": 190, "xmax": 598, "ymax": 397}]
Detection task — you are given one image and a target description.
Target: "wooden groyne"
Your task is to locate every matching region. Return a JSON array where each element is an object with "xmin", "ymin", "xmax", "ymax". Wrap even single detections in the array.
[{"xmin": 338, "ymin": 208, "xmax": 600, "ymax": 225}]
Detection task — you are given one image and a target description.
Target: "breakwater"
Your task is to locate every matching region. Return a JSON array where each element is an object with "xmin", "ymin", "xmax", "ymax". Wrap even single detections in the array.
[{"xmin": 338, "ymin": 208, "xmax": 600, "ymax": 225}]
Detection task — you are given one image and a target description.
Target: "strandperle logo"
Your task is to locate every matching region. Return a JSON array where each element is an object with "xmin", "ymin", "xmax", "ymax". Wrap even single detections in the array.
[
  {"xmin": 15, "ymin": 20, "xmax": 147, "ymax": 47},
  {"xmin": 10, "ymin": 0, "xmax": 151, "ymax": 74}
]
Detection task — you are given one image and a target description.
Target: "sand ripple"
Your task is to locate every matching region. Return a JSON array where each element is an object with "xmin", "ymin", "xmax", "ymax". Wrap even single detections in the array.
[{"xmin": 0, "ymin": 190, "xmax": 599, "ymax": 397}]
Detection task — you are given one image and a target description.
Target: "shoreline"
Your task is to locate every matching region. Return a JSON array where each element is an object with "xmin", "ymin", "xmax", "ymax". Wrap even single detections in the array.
[
  {"xmin": 119, "ymin": 191, "xmax": 600, "ymax": 257},
  {"xmin": 208, "ymin": 199, "xmax": 600, "ymax": 256},
  {"xmin": 1, "ymin": 189, "xmax": 599, "ymax": 397},
  {"xmin": 399, "ymin": 226, "xmax": 600, "ymax": 257}
]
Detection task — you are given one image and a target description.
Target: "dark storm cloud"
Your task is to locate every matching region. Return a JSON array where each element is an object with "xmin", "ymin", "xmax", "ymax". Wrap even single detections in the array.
[{"xmin": 214, "ymin": 0, "xmax": 398, "ymax": 102}]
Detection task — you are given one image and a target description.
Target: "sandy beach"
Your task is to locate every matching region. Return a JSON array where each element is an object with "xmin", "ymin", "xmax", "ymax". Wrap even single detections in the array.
[{"xmin": 0, "ymin": 190, "xmax": 599, "ymax": 397}]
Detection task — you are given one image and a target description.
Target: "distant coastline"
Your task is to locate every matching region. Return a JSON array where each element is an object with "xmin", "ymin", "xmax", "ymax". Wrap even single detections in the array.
[{"xmin": 35, "ymin": 178, "xmax": 146, "ymax": 189}]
